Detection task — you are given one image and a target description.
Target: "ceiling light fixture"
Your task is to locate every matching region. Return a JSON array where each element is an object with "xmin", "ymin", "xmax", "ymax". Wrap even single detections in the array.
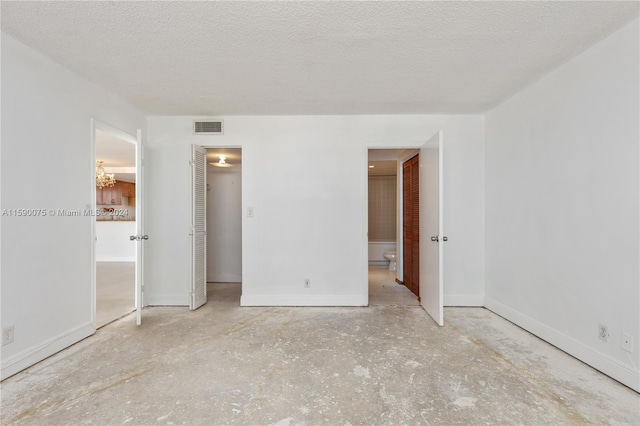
[
  {"xmin": 211, "ymin": 155, "xmax": 232, "ymax": 168},
  {"xmin": 96, "ymin": 161, "xmax": 116, "ymax": 188}
]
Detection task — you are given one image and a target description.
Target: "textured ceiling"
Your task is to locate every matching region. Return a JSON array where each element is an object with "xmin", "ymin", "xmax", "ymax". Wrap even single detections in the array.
[{"xmin": 2, "ymin": 1, "xmax": 638, "ymax": 115}]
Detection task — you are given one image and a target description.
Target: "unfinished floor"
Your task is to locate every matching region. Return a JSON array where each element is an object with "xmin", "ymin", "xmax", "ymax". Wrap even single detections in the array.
[{"xmin": 1, "ymin": 270, "xmax": 638, "ymax": 425}]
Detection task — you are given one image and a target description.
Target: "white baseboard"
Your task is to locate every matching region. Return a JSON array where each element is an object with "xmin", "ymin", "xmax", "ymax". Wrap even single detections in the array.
[
  {"xmin": 241, "ymin": 294, "xmax": 367, "ymax": 307},
  {"xmin": 96, "ymin": 257, "xmax": 135, "ymax": 262},
  {"xmin": 485, "ymin": 297, "xmax": 640, "ymax": 393},
  {"xmin": 1, "ymin": 322, "xmax": 94, "ymax": 381},
  {"xmin": 145, "ymin": 294, "xmax": 190, "ymax": 306},
  {"xmin": 444, "ymin": 294, "xmax": 485, "ymax": 306},
  {"xmin": 207, "ymin": 273, "xmax": 242, "ymax": 283}
]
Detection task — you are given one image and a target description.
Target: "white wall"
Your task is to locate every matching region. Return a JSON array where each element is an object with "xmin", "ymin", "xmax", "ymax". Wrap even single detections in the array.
[
  {"xmin": 146, "ymin": 115, "xmax": 485, "ymax": 307},
  {"xmin": 96, "ymin": 221, "xmax": 136, "ymax": 262},
  {"xmin": 485, "ymin": 19, "xmax": 640, "ymax": 391},
  {"xmin": 1, "ymin": 35, "xmax": 146, "ymax": 379},
  {"xmin": 207, "ymin": 163, "xmax": 242, "ymax": 283}
]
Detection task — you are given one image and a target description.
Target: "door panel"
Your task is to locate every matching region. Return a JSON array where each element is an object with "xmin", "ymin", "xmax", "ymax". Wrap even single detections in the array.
[
  {"xmin": 420, "ymin": 131, "xmax": 444, "ymax": 326},
  {"xmin": 134, "ymin": 129, "xmax": 144, "ymax": 326},
  {"xmin": 190, "ymin": 144, "xmax": 207, "ymax": 310}
]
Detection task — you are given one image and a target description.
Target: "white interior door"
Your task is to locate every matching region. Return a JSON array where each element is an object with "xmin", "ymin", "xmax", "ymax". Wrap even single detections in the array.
[
  {"xmin": 134, "ymin": 129, "xmax": 145, "ymax": 326},
  {"xmin": 190, "ymin": 144, "xmax": 207, "ymax": 310},
  {"xmin": 420, "ymin": 130, "xmax": 444, "ymax": 326}
]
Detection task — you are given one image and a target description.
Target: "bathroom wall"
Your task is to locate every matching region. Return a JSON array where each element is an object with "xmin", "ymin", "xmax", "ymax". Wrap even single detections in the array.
[
  {"xmin": 368, "ymin": 174, "xmax": 397, "ymax": 265},
  {"xmin": 368, "ymin": 175, "xmax": 397, "ymax": 242},
  {"xmin": 207, "ymin": 162, "xmax": 242, "ymax": 283}
]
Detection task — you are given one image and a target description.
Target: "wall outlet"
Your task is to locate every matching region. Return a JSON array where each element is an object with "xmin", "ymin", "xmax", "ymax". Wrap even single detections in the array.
[
  {"xmin": 598, "ymin": 324, "xmax": 609, "ymax": 342},
  {"xmin": 304, "ymin": 279, "xmax": 310, "ymax": 288},
  {"xmin": 621, "ymin": 332, "xmax": 634, "ymax": 353},
  {"xmin": 2, "ymin": 326, "xmax": 14, "ymax": 346}
]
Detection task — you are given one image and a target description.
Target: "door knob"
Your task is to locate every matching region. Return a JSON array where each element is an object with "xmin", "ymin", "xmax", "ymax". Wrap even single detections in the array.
[
  {"xmin": 442, "ymin": 236, "xmax": 448, "ymax": 242},
  {"xmin": 142, "ymin": 235, "xmax": 149, "ymax": 240},
  {"xmin": 431, "ymin": 235, "xmax": 439, "ymax": 242},
  {"xmin": 130, "ymin": 235, "xmax": 137, "ymax": 241}
]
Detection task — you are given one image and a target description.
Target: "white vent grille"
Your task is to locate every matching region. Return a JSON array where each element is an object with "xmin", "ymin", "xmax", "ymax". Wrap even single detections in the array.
[{"xmin": 194, "ymin": 120, "xmax": 223, "ymax": 135}]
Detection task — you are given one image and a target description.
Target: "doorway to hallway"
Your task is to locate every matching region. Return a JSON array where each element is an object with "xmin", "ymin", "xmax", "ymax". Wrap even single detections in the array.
[
  {"xmin": 94, "ymin": 127, "xmax": 137, "ymax": 327},
  {"xmin": 205, "ymin": 148, "xmax": 242, "ymax": 304}
]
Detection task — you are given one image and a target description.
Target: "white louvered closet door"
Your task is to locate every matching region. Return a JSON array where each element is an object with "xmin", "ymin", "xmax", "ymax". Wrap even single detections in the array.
[{"xmin": 191, "ymin": 145, "xmax": 207, "ymax": 310}]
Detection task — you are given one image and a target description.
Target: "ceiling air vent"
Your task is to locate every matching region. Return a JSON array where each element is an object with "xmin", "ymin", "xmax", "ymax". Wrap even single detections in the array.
[{"xmin": 193, "ymin": 120, "xmax": 224, "ymax": 135}]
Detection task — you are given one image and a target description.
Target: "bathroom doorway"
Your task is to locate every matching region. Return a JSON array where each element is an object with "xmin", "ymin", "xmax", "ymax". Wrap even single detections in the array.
[
  {"xmin": 367, "ymin": 149, "xmax": 419, "ymax": 306},
  {"xmin": 206, "ymin": 148, "xmax": 242, "ymax": 304},
  {"xmin": 94, "ymin": 128, "xmax": 137, "ymax": 328}
]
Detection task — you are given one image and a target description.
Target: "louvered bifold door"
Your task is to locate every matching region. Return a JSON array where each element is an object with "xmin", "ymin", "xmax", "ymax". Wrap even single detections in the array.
[
  {"xmin": 410, "ymin": 155, "xmax": 420, "ymax": 298},
  {"xmin": 403, "ymin": 160, "xmax": 413, "ymax": 292},
  {"xmin": 402, "ymin": 155, "xmax": 420, "ymax": 298},
  {"xmin": 191, "ymin": 145, "xmax": 207, "ymax": 310}
]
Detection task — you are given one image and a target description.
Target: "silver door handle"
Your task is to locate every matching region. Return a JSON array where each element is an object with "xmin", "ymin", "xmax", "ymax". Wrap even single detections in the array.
[
  {"xmin": 442, "ymin": 236, "xmax": 448, "ymax": 242},
  {"xmin": 431, "ymin": 236, "xmax": 439, "ymax": 242},
  {"xmin": 142, "ymin": 235, "xmax": 149, "ymax": 240},
  {"xmin": 130, "ymin": 235, "xmax": 136, "ymax": 241}
]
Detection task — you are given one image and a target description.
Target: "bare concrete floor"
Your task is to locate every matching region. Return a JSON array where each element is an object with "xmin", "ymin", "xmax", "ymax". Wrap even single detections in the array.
[
  {"xmin": 96, "ymin": 261, "xmax": 135, "ymax": 328},
  {"xmin": 1, "ymin": 282, "xmax": 638, "ymax": 425}
]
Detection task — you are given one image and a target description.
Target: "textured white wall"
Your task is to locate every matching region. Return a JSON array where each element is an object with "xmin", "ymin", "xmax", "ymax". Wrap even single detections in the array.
[
  {"xmin": 485, "ymin": 19, "xmax": 640, "ymax": 391},
  {"xmin": 1, "ymin": 35, "xmax": 146, "ymax": 379},
  {"xmin": 145, "ymin": 114, "xmax": 485, "ymax": 307}
]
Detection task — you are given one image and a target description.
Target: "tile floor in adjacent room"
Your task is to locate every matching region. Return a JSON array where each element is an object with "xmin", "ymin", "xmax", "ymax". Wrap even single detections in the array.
[
  {"xmin": 1, "ymin": 268, "xmax": 638, "ymax": 425},
  {"xmin": 96, "ymin": 261, "xmax": 135, "ymax": 328}
]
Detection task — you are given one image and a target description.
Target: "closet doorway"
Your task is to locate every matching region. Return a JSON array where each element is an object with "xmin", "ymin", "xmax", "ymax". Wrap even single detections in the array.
[{"xmin": 206, "ymin": 148, "xmax": 243, "ymax": 301}]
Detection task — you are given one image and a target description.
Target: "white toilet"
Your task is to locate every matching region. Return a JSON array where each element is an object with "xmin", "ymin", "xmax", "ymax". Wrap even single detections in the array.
[{"xmin": 383, "ymin": 251, "xmax": 397, "ymax": 272}]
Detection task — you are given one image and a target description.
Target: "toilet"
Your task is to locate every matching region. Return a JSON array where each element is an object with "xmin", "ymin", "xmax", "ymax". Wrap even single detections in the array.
[{"xmin": 383, "ymin": 251, "xmax": 397, "ymax": 272}]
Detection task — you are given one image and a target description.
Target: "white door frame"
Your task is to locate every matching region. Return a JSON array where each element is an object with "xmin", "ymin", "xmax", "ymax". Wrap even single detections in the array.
[
  {"xmin": 90, "ymin": 119, "xmax": 140, "ymax": 329},
  {"xmin": 192, "ymin": 143, "xmax": 244, "ymax": 298}
]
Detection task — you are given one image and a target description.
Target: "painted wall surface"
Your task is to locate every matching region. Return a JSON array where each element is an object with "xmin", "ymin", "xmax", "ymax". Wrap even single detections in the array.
[
  {"xmin": 146, "ymin": 115, "xmax": 485, "ymax": 307},
  {"xmin": 1, "ymin": 35, "xmax": 146, "ymax": 379},
  {"xmin": 96, "ymin": 221, "xmax": 136, "ymax": 262},
  {"xmin": 485, "ymin": 19, "xmax": 640, "ymax": 391},
  {"xmin": 207, "ymin": 164, "xmax": 242, "ymax": 283}
]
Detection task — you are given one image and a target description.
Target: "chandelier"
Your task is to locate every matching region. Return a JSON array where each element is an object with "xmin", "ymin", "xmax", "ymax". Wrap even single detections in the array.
[{"xmin": 96, "ymin": 161, "xmax": 116, "ymax": 188}]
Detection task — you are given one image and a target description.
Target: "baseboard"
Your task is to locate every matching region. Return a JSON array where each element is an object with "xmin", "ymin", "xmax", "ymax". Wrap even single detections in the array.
[
  {"xmin": 1, "ymin": 322, "xmax": 94, "ymax": 381},
  {"xmin": 444, "ymin": 294, "xmax": 485, "ymax": 307},
  {"xmin": 485, "ymin": 297, "xmax": 640, "ymax": 393},
  {"xmin": 145, "ymin": 294, "xmax": 190, "ymax": 306},
  {"xmin": 207, "ymin": 273, "xmax": 242, "ymax": 283},
  {"xmin": 241, "ymin": 294, "xmax": 367, "ymax": 307},
  {"xmin": 96, "ymin": 257, "xmax": 135, "ymax": 262}
]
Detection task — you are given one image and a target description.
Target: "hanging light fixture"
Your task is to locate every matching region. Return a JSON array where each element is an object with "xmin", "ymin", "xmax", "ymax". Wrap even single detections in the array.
[
  {"xmin": 96, "ymin": 161, "xmax": 116, "ymax": 188},
  {"xmin": 211, "ymin": 155, "xmax": 232, "ymax": 168}
]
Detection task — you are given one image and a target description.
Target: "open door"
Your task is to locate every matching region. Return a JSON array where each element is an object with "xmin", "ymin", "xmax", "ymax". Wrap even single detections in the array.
[
  {"xmin": 420, "ymin": 131, "xmax": 444, "ymax": 326},
  {"xmin": 134, "ymin": 129, "xmax": 145, "ymax": 326},
  {"xmin": 190, "ymin": 144, "xmax": 207, "ymax": 310}
]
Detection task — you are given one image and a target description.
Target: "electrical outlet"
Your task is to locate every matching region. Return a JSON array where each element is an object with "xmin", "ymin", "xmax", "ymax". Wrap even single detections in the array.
[
  {"xmin": 598, "ymin": 324, "xmax": 609, "ymax": 342},
  {"xmin": 621, "ymin": 332, "xmax": 634, "ymax": 353},
  {"xmin": 2, "ymin": 326, "xmax": 14, "ymax": 346},
  {"xmin": 304, "ymin": 279, "xmax": 310, "ymax": 288}
]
